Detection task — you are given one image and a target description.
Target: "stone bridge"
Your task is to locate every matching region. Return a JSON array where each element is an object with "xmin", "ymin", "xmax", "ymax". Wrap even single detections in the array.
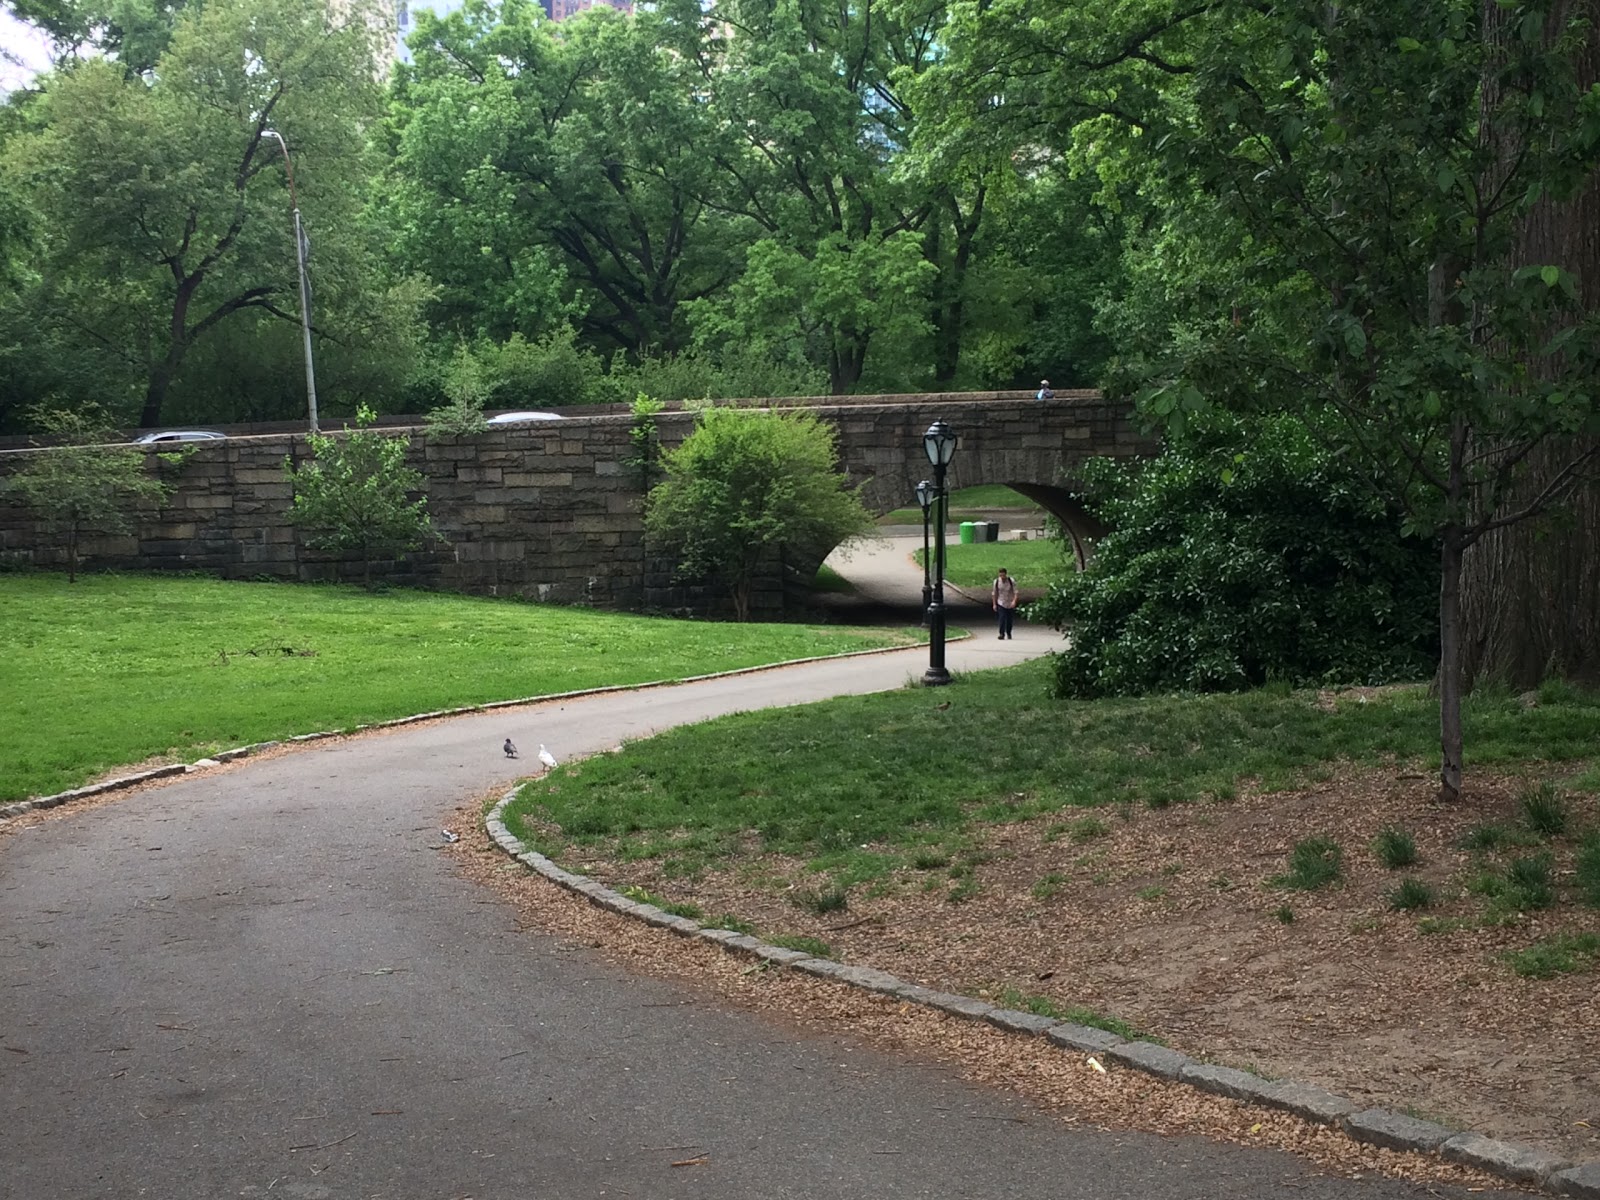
[{"xmin": 0, "ymin": 392, "xmax": 1156, "ymax": 615}]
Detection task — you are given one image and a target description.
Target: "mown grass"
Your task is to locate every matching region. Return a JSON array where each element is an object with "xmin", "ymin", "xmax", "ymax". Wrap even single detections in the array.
[
  {"xmin": 917, "ymin": 539, "xmax": 1066, "ymax": 588},
  {"xmin": 504, "ymin": 662, "xmax": 1600, "ymax": 885},
  {"xmin": 878, "ymin": 484, "xmax": 1040, "ymax": 525},
  {"xmin": 0, "ymin": 572, "xmax": 914, "ymax": 802}
]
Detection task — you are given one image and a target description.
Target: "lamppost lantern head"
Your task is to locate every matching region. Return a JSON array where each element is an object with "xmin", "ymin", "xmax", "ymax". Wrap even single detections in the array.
[
  {"xmin": 923, "ymin": 420, "xmax": 957, "ymax": 467},
  {"xmin": 915, "ymin": 479, "xmax": 933, "ymax": 511}
]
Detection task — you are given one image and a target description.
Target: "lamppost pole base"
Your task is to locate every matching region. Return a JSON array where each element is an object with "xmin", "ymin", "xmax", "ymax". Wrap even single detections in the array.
[{"xmin": 923, "ymin": 599, "xmax": 950, "ymax": 686}]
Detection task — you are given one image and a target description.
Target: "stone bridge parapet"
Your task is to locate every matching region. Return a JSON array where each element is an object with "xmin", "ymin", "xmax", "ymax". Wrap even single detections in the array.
[{"xmin": 0, "ymin": 394, "xmax": 1154, "ymax": 614}]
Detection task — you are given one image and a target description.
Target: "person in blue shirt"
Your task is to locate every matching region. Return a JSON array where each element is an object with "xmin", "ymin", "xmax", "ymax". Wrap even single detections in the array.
[{"xmin": 1036, "ymin": 379, "xmax": 1054, "ymax": 401}]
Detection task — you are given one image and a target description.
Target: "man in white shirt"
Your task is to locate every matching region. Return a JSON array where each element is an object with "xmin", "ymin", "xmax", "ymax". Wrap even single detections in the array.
[{"xmin": 992, "ymin": 567, "xmax": 1019, "ymax": 639}]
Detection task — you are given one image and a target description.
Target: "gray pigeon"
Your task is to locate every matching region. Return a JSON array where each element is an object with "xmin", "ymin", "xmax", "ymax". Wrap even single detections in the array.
[{"xmin": 503, "ymin": 738, "xmax": 518, "ymax": 759}]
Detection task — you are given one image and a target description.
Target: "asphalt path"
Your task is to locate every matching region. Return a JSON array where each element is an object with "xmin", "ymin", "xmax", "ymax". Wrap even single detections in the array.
[{"xmin": 1, "ymin": 544, "xmax": 1506, "ymax": 1200}]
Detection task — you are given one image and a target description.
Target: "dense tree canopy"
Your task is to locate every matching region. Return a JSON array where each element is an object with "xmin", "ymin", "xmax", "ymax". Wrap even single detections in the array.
[
  {"xmin": 3, "ymin": 0, "xmax": 1598, "ymax": 797},
  {"xmin": 1, "ymin": 0, "xmax": 423, "ymax": 430}
]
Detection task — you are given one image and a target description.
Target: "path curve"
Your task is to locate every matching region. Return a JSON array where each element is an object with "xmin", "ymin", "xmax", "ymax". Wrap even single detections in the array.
[{"xmin": 1, "ymin": 577, "xmax": 1508, "ymax": 1198}]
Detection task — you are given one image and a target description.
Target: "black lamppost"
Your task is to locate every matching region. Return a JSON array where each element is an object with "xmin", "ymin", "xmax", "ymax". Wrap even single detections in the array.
[
  {"xmin": 915, "ymin": 478, "xmax": 934, "ymax": 622},
  {"xmin": 922, "ymin": 421, "xmax": 957, "ymax": 686}
]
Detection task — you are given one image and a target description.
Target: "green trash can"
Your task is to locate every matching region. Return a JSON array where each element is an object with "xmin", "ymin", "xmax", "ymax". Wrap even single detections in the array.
[{"xmin": 958, "ymin": 521, "xmax": 976, "ymax": 544}]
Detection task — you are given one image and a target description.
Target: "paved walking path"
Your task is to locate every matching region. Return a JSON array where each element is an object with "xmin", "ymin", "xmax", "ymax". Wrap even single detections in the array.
[{"xmin": 0, "ymin": 548, "xmax": 1510, "ymax": 1199}]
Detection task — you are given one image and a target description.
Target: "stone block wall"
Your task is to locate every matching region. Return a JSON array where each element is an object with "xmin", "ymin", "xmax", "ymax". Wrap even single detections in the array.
[{"xmin": 0, "ymin": 395, "xmax": 1149, "ymax": 615}]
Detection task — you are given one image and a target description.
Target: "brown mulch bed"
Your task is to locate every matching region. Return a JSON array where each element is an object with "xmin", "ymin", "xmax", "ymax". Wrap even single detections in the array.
[{"xmin": 464, "ymin": 769, "xmax": 1600, "ymax": 1172}]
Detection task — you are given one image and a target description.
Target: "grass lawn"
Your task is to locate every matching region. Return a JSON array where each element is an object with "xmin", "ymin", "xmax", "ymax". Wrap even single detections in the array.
[
  {"xmin": 0, "ymin": 572, "xmax": 916, "ymax": 802},
  {"xmin": 504, "ymin": 662, "xmax": 1600, "ymax": 885},
  {"xmin": 916, "ymin": 538, "xmax": 1067, "ymax": 588},
  {"xmin": 878, "ymin": 484, "xmax": 1040, "ymax": 524}
]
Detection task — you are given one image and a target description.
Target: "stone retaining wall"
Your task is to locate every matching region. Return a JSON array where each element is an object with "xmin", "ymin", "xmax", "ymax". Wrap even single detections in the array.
[{"xmin": 0, "ymin": 396, "xmax": 1150, "ymax": 615}]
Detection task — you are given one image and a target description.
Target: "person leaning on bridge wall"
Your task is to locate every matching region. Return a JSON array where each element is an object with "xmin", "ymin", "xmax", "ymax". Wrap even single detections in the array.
[{"xmin": 1036, "ymin": 379, "xmax": 1054, "ymax": 401}]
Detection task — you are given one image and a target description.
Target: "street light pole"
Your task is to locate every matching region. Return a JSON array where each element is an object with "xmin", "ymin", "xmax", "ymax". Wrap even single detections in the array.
[
  {"xmin": 922, "ymin": 421, "xmax": 957, "ymax": 687},
  {"xmin": 915, "ymin": 478, "xmax": 933, "ymax": 625},
  {"xmin": 264, "ymin": 130, "xmax": 319, "ymax": 434}
]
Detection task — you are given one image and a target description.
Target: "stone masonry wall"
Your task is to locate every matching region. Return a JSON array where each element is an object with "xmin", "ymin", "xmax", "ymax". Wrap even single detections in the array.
[{"xmin": 0, "ymin": 396, "xmax": 1150, "ymax": 614}]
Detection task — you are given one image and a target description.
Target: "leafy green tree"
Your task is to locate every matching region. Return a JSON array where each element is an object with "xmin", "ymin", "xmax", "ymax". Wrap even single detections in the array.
[
  {"xmin": 4, "ymin": 1, "xmax": 188, "ymax": 74},
  {"xmin": 645, "ymin": 406, "xmax": 875, "ymax": 620},
  {"xmin": 285, "ymin": 404, "xmax": 435, "ymax": 588},
  {"xmin": 927, "ymin": 0, "xmax": 1600, "ymax": 800},
  {"xmin": 424, "ymin": 342, "xmax": 491, "ymax": 436},
  {"xmin": 4, "ymin": 0, "xmax": 392, "ymax": 428},
  {"xmin": 387, "ymin": 0, "xmax": 740, "ymax": 356},
  {"xmin": 677, "ymin": 0, "xmax": 936, "ymax": 392},
  {"xmin": 1033, "ymin": 417, "xmax": 1439, "ymax": 698},
  {"xmin": 2, "ymin": 403, "xmax": 169, "ymax": 580}
]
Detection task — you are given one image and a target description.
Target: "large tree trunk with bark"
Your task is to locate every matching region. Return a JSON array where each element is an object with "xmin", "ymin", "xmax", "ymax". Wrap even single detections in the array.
[{"xmin": 1461, "ymin": 0, "xmax": 1600, "ymax": 690}]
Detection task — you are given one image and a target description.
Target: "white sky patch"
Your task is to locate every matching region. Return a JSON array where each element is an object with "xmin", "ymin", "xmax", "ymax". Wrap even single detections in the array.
[{"xmin": 0, "ymin": 10, "xmax": 56, "ymax": 93}]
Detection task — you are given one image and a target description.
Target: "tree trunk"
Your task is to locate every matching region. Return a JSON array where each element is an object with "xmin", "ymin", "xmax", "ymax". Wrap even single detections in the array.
[
  {"xmin": 1461, "ymin": 0, "xmax": 1600, "ymax": 689},
  {"xmin": 1439, "ymin": 527, "xmax": 1466, "ymax": 804},
  {"xmin": 828, "ymin": 337, "xmax": 866, "ymax": 394}
]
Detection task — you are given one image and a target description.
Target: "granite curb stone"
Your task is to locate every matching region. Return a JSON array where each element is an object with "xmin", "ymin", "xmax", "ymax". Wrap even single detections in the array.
[
  {"xmin": 1104, "ymin": 1040, "xmax": 1193, "ymax": 1081},
  {"xmin": 1257, "ymin": 1081, "xmax": 1356, "ymax": 1124},
  {"xmin": 1181, "ymin": 1063, "xmax": 1282, "ymax": 1105},
  {"xmin": 1443, "ymin": 1133, "xmax": 1571, "ymax": 1185},
  {"xmin": 1552, "ymin": 1163, "xmax": 1600, "ymax": 1197},
  {"xmin": 983, "ymin": 1008, "xmax": 1061, "ymax": 1037},
  {"xmin": 918, "ymin": 992, "xmax": 996, "ymax": 1021},
  {"xmin": 1045, "ymin": 1023, "xmax": 1125, "ymax": 1054},
  {"xmin": 480, "ymin": 791, "xmax": 1599, "ymax": 1198},
  {"xmin": 1344, "ymin": 1108, "xmax": 1457, "ymax": 1154},
  {"xmin": 753, "ymin": 945, "xmax": 813, "ymax": 966}
]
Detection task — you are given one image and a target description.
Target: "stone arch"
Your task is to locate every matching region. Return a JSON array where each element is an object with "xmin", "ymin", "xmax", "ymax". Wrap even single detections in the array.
[{"xmin": 1003, "ymin": 480, "xmax": 1104, "ymax": 571}]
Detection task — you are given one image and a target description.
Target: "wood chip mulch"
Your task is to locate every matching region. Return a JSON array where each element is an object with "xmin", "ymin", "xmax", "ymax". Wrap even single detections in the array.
[{"xmin": 445, "ymin": 773, "xmax": 1600, "ymax": 1193}]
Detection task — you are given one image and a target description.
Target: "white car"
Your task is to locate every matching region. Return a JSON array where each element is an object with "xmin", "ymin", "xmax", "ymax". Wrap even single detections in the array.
[
  {"xmin": 134, "ymin": 430, "xmax": 227, "ymax": 443},
  {"xmin": 485, "ymin": 411, "xmax": 564, "ymax": 425}
]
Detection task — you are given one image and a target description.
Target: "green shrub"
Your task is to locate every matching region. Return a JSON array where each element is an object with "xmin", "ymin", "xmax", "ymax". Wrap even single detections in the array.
[
  {"xmin": 1500, "ymin": 854, "xmax": 1557, "ymax": 911},
  {"xmin": 1459, "ymin": 823, "xmax": 1541, "ymax": 853},
  {"xmin": 1029, "ymin": 415, "xmax": 1438, "ymax": 698},
  {"xmin": 478, "ymin": 328, "xmax": 603, "ymax": 410},
  {"xmin": 1388, "ymin": 877, "xmax": 1434, "ymax": 911},
  {"xmin": 1068, "ymin": 816, "xmax": 1111, "ymax": 843},
  {"xmin": 601, "ymin": 348, "xmax": 826, "ymax": 406},
  {"xmin": 1273, "ymin": 904, "xmax": 1296, "ymax": 924},
  {"xmin": 1505, "ymin": 933, "xmax": 1600, "ymax": 979},
  {"xmin": 1518, "ymin": 781, "xmax": 1569, "ymax": 838},
  {"xmin": 1373, "ymin": 826, "xmax": 1419, "ymax": 869},
  {"xmin": 1031, "ymin": 872, "xmax": 1067, "ymax": 901},
  {"xmin": 794, "ymin": 885, "xmax": 848, "ymax": 915},
  {"xmin": 1275, "ymin": 836, "xmax": 1343, "ymax": 890}
]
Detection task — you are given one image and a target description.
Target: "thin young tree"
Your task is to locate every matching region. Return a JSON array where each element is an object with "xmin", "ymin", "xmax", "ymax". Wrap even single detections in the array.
[
  {"xmin": 2, "ymin": 405, "xmax": 170, "ymax": 582},
  {"xmin": 285, "ymin": 405, "xmax": 435, "ymax": 588}
]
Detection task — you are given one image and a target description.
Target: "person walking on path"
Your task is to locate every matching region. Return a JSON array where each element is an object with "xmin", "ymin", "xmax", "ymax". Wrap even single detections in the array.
[
  {"xmin": 992, "ymin": 567, "xmax": 1019, "ymax": 639},
  {"xmin": 1036, "ymin": 378, "xmax": 1054, "ymax": 401}
]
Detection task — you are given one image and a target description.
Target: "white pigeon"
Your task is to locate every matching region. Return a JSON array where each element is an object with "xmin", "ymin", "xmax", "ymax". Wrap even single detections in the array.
[
  {"xmin": 538, "ymin": 744, "xmax": 558, "ymax": 770},
  {"xmin": 503, "ymin": 738, "xmax": 518, "ymax": 759}
]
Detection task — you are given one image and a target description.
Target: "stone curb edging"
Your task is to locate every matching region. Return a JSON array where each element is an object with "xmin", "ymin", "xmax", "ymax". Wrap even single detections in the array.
[
  {"xmin": 0, "ymin": 640, "xmax": 931, "ymax": 823},
  {"xmin": 483, "ymin": 788, "xmax": 1600, "ymax": 1199}
]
